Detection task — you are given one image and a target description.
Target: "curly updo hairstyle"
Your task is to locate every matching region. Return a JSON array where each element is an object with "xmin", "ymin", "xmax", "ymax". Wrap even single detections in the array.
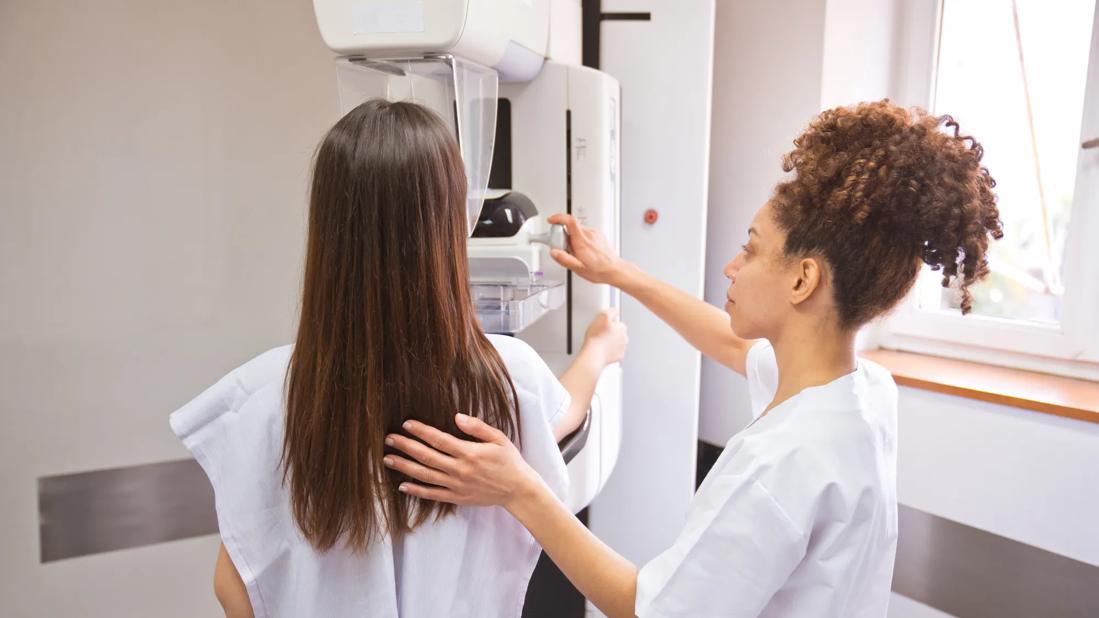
[{"xmin": 771, "ymin": 100, "xmax": 1003, "ymax": 329}]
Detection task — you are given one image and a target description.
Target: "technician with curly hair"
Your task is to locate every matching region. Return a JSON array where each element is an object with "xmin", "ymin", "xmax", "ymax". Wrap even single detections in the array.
[{"xmin": 382, "ymin": 100, "xmax": 1004, "ymax": 617}]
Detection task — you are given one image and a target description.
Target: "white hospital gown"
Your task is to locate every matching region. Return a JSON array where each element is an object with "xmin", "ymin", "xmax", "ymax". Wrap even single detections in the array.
[
  {"xmin": 170, "ymin": 335, "xmax": 570, "ymax": 618},
  {"xmin": 636, "ymin": 340, "xmax": 899, "ymax": 617}
]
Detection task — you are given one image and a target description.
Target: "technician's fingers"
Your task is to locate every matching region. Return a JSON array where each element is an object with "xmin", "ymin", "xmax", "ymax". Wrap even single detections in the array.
[{"xmin": 383, "ymin": 454, "xmax": 454, "ymax": 488}]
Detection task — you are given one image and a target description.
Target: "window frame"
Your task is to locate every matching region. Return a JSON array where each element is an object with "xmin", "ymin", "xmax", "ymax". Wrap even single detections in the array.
[{"xmin": 878, "ymin": 0, "xmax": 1099, "ymax": 381}]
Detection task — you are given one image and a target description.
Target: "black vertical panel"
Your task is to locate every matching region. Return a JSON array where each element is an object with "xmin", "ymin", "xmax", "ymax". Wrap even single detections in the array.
[
  {"xmin": 695, "ymin": 440, "xmax": 724, "ymax": 489},
  {"xmin": 582, "ymin": 0, "xmax": 602, "ymax": 69},
  {"xmin": 488, "ymin": 98, "xmax": 512, "ymax": 190}
]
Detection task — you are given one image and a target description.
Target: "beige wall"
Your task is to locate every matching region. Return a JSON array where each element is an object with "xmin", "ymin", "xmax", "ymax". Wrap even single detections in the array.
[
  {"xmin": 699, "ymin": 0, "xmax": 827, "ymax": 442},
  {"xmin": 0, "ymin": 1, "xmax": 339, "ymax": 614}
]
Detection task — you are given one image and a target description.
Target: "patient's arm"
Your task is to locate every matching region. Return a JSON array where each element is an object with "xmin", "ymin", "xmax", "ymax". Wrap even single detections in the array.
[
  {"xmin": 214, "ymin": 543, "xmax": 254, "ymax": 618},
  {"xmin": 553, "ymin": 309, "xmax": 628, "ymax": 442}
]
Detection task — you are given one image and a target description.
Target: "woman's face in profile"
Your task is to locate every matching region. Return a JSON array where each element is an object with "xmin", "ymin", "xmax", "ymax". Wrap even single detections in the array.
[{"xmin": 722, "ymin": 202, "xmax": 793, "ymax": 340}]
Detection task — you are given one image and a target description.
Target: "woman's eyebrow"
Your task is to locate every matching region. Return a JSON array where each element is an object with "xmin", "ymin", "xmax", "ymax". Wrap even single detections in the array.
[{"xmin": 748, "ymin": 227, "xmax": 760, "ymax": 238}]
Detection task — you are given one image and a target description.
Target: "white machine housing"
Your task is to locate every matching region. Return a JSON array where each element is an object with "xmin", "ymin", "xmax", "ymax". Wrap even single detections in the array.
[
  {"xmin": 502, "ymin": 61, "xmax": 622, "ymax": 513},
  {"xmin": 313, "ymin": 0, "xmax": 620, "ymax": 513},
  {"xmin": 315, "ymin": 0, "xmax": 581, "ymax": 80}
]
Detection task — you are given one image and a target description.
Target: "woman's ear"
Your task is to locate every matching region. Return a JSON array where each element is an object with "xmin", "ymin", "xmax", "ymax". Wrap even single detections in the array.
[{"xmin": 790, "ymin": 257, "xmax": 823, "ymax": 306}]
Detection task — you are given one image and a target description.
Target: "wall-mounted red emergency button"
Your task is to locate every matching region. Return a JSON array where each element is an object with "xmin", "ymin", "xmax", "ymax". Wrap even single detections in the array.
[{"xmin": 643, "ymin": 209, "xmax": 659, "ymax": 225}]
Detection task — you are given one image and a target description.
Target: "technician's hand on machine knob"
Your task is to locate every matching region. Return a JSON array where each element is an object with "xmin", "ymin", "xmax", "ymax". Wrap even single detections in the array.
[{"xmin": 546, "ymin": 213, "xmax": 633, "ymax": 287}]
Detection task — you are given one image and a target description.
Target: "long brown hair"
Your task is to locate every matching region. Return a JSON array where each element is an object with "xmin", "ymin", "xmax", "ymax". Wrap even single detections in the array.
[{"xmin": 284, "ymin": 99, "xmax": 520, "ymax": 552}]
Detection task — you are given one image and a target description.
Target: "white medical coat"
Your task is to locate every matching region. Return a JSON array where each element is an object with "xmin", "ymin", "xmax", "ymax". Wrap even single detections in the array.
[
  {"xmin": 170, "ymin": 335, "xmax": 570, "ymax": 618},
  {"xmin": 636, "ymin": 340, "xmax": 898, "ymax": 617}
]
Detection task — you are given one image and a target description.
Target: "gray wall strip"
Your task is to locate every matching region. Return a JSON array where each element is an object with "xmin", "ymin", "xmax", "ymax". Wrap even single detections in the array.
[
  {"xmin": 37, "ymin": 456, "xmax": 1099, "ymax": 618},
  {"xmin": 894, "ymin": 504, "xmax": 1099, "ymax": 617},
  {"xmin": 38, "ymin": 459, "xmax": 217, "ymax": 562}
]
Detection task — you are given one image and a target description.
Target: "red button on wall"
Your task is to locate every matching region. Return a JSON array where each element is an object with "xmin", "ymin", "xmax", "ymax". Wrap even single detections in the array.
[{"xmin": 643, "ymin": 209, "xmax": 659, "ymax": 225}]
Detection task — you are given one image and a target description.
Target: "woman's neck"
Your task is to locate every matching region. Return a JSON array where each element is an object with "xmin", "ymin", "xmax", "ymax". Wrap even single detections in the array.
[{"xmin": 765, "ymin": 319, "xmax": 857, "ymax": 414}]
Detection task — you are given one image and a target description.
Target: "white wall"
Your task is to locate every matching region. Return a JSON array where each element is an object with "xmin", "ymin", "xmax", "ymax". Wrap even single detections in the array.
[
  {"xmin": 897, "ymin": 387, "xmax": 1099, "ymax": 567},
  {"xmin": 699, "ymin": 0, "xmax": 828, "ymax": 444},
  {"xmin": 0, "ymin": 1, "xmax": 339, "ymax": 615},
  {"xmin": 819, "ymin": 0, "xmax": 898, "ymax": 108},
  {"xmin": 591, "ymin": 0, "xmax": 716, "ymax": 567},
  {"xmin": 885, "ymin": 387, "xmax": 1099, "ymax": 618}
]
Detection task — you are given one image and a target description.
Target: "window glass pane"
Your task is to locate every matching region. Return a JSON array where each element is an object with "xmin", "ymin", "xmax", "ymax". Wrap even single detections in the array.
[{"xmin": 926, "ymin": 0, "xmax": 1096, "ymax": 323}]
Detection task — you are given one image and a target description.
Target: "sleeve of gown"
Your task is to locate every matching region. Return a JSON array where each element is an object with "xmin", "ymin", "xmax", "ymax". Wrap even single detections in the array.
[
  {"xmin": 745, "ymin": 340, "xmax": 779, "ymax": 420},
  {"xmin": 635, "ymin": 474, "xmax": 808, "ymax": 618},
  {"xmin": 168, "ymin": 348, "xmax": 294, "ymax": 618},
  {"xmin": 487, "ymin": 335, "xmax": 572, "ymax": 501},
  {"xmin": 488, "ymin": 335, "xmax": 572, "ymax": 430}
]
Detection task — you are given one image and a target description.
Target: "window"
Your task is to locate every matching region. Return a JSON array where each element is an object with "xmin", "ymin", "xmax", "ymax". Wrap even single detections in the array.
[{"xmin": 883, "ymin": 0, "xmax": 1099, "ymax": 379}]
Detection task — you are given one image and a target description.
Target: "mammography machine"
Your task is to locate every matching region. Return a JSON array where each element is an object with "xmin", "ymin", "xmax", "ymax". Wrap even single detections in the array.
[{"xmin": 312, "ymin": 0, "xmax": 622, "ymax": 513}]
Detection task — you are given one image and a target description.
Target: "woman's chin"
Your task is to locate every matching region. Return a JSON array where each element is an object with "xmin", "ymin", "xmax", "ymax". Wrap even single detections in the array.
[
  {"xmin": 725, "ymin": 303, "xmax": 741, "ymax": 332},
  {"xmin": 726, "ymin": 307, "xmax": 755, "ymax": 340}
]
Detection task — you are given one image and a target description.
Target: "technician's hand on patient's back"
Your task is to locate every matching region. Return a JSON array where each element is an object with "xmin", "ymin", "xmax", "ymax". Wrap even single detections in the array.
[
  {"xmin": 387, "ymin": 415, "xmax": 538, "ymax": 509},
  {"xmin": 547, "ymin": 213, "xmax": 630, "ymax": 286}
]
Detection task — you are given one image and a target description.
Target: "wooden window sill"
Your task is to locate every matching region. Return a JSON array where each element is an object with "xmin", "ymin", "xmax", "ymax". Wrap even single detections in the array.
[{"xmin": 859, "ymin": 348, "xmax": 1099, "ymax": 425}]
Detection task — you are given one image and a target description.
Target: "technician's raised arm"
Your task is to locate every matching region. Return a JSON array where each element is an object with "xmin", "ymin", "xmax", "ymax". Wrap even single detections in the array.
[{"xmin": 548, "ymin": 213, "xmax": 755, "ymax": 375}]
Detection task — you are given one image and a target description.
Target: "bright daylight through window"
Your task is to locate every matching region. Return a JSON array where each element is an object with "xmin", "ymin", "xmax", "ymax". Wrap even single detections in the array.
[{"xmin": 915, "ymin": 0, "xmax": 1096, "ymax": 325}]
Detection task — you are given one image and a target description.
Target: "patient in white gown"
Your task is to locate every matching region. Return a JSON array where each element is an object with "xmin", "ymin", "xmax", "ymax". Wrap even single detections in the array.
[{"xmin": 170, "ymin": 99, "xmax": 627, "ymax": 618}]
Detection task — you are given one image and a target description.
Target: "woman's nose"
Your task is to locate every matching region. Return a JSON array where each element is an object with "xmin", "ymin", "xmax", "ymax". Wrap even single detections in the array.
[{"xmin": 723, "ymin": 257, "xmax": 738, "ymax": 281}]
